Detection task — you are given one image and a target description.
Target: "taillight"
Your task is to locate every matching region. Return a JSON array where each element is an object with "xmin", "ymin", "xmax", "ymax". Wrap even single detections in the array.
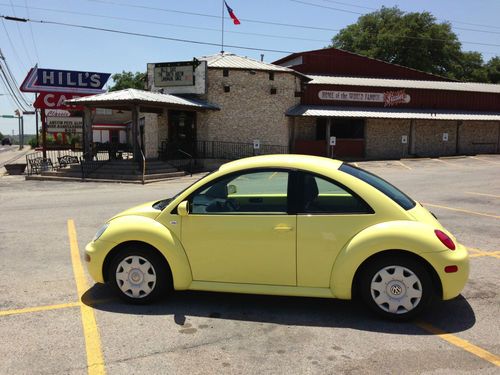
[{"xmin": 435, "ymin": 230, "xmax": 456, "ymax": 250}]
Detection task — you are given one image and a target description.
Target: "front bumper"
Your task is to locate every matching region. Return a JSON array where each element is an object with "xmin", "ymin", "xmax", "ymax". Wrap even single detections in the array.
[
  {"xmin": 85, "ymin": 239, "xmax": 117, "ymax": 283},
  {"xmin": 422, "ymin": 243, "xmax": 469, "ymax": 300}
]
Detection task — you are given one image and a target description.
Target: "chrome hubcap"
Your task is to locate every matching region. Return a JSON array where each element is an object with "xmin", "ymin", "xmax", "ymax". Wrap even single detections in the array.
[
  {"xmin": 370, "ymin": 265, "xmax": 422, "ymax": 314},
  {"xmin": 116, "ymin": 255, "xmax": 156, "ymax": 298}
]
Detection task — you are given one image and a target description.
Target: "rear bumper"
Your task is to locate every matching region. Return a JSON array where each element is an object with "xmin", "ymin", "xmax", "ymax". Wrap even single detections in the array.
[{"xmin": 422, "ymin": 243, "xmax": 469, "ymax": 300}]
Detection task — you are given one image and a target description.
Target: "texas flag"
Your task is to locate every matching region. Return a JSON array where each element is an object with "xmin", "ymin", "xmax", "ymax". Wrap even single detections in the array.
[{"xmin": 224, "ymin": 1, "xmax": 241, "ymax": 25}]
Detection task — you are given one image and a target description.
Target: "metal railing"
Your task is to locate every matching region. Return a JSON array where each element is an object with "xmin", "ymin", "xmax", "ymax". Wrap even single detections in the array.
[
  {"xmin": 26, "ymin": 149, "xmax": 83, "ymax": 175},
  {"xmin": 159, "ymin": 140, "xmax": 289, "ymax": 163},
  {"xmin": 79, "ymin": 151, "xmax": 111, "ymax": 180}
]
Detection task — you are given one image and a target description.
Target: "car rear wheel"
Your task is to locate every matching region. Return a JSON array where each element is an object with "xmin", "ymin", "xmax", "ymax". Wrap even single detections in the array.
[
  {"xmin": 360, "ymin": 255, "xmax": 433, "ymax": 320},
  {"xmin": 108, "ymin": 245, "xmax": 171, "ymax": 304}
]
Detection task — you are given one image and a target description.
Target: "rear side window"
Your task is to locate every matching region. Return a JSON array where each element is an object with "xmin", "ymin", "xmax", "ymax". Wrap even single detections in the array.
[
  {"xmin": 339, "ymin": 164, "xmax": 416, "ymax": 210},
  {"xmin": 300, "ymin": 173, "xmax": 372, "ymax": 214}
]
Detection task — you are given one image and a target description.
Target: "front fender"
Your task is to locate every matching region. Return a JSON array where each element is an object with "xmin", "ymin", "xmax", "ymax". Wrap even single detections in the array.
[
  {"xmin": 93, "ymin": 215, "xmax": 192, "ymax": 289},
  {"xmin": 329, "ymin": 220, "xmax": 445, "ymax": 299}
]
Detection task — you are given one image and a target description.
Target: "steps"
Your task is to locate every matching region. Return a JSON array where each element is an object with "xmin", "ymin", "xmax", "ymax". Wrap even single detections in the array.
[{"xmin": 35, "ymin": 159, "xmax": 186, "ymax": 183}]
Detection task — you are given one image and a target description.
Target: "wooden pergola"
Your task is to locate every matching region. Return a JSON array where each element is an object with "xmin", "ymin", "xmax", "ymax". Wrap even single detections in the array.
[{"xmin": 65, "ymin": 88, "xmax": 219, "ymax": 161}]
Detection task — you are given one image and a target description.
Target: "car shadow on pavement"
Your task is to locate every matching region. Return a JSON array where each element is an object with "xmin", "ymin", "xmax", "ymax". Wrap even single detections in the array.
[{"xmin": 82, "ymin": 284, "xmax": 475, "ymax": 335}]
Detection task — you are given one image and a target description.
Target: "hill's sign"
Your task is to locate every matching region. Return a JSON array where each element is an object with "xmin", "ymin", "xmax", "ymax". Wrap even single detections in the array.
[{"xmin": 21, "ymin": 67, "xmax": 110, "ymax": 94}]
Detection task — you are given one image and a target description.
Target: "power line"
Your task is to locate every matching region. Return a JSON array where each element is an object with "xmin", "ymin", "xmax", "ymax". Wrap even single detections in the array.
[
  {"xmin": 1, "ymin": 3, "xmax": 333, "ymax": 44},
  {"xmin": 8, "ymin": 0, "xmax": 34, "ymax": 64},
  {"xmin": 4, "ymin": 13, "xmax": 499, "ymax": 51},
  {"xmin": 0, "ymin": 18, "xmax": 28, "ymax": 72},
  {"xmin": 0, "ymin": 15, "xmax": 298, "ymax": 54},
  {"xmin": 24, "ymin": 0, "xmax": 40, "ymax": 63},
  {"xmin": 291, "ymin": 0, "xmax": 500, "ymax": 35}
]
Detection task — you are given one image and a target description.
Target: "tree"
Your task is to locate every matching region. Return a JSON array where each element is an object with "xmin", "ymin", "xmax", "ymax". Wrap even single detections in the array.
[
  {"xmin": 330, "ymin": 6, "xmax": 495, "ymax": 82},
  {"xmin": 485, "ymin": 57, "xmax": 500, "ymax": 83},
  {"xmin": 108, "ymin": 71, "xmax": 146, "ymax": 91}
]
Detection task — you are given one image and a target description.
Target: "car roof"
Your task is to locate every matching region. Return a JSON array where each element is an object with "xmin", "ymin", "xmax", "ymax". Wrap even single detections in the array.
[{"xmin": 218, "ymin": 154, "xmax": 343, "ymax": 174}]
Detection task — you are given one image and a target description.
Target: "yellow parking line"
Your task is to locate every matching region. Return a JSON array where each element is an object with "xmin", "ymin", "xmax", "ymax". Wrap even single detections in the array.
[
  {"xmin": 0, "ymin": 302, "xmax": 80, "ymax": 317},
  {"xmin": 68, "ymin": 219, "xmax": 106, "ymax": 375},
  {"xmin": 416, "ymin": 322, "xmax": 500, "ymax": 367},
  {"xmin": 470, "ymin": 156, "xmax": 500, "ymax": 165},
  {"xmin": 396, "ymin": 160, "xmax": 412, "ymax": 170},
  {"xmin": 465, "ymin": 192, "xmax": 500, "ymax": 199},
  {"xmin": 423, "ymin": 203, "xmax": 500, "ymax": 219}
]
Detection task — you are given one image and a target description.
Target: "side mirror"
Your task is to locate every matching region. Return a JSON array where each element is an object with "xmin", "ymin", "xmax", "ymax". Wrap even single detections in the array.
[
  {"xmin": 177, "ymin": 201, "xmax": 189, "ymax": 216},
  {"xmin": 227, "ymin": 184, "xmax": 237, "ymax": 195}
]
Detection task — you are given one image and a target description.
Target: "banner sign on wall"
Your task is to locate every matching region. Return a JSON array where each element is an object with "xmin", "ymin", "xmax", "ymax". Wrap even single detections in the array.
[{"xmin": 318, "ymin": 90, "xmax": 411, "ymax": 107}]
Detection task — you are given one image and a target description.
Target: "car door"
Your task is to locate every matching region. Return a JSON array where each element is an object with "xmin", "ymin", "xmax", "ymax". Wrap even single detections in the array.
[
  {"xmin": 180, "ymin": 169, "xmax": 297, "ymax": 286},
  {"xmin": 296, "ymin": 172, "xmax": 379, "ymax": 288}
]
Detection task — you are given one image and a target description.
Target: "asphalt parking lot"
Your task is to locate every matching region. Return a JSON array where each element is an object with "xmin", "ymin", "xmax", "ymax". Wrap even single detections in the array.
[{"xmin": 0, "ymin": 154, "xmax": 499, "ymax": 374}]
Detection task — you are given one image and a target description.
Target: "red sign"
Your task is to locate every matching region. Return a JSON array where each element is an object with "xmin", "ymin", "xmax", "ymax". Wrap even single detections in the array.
[
  {"xmin": 34, "ymin": 92, "xmax": 92, "ymax": 110},
  {"xmin": 384, "ymin": 90, "xmax": 410, "ymax": 107}
]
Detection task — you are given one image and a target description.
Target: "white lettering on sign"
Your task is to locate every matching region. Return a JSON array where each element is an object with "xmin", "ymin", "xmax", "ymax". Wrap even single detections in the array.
[
  {"xmin": 42, "ymin": 71, "xmax": 55, "ymax": 85},
  {"xmin": 47, "ymin": 116, "xmax": 83, "ymax": 133},
  {"xmin": 43, "ymin": 94, "xmax": 82, "ymax": 108},
  {"xmin": 319, "ymin": 90, "xmax": 411, "ymax": 106}
]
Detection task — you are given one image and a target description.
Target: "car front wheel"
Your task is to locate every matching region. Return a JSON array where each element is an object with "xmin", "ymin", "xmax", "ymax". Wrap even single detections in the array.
[
  {"xmin": 360, "ymin": 255, "xmax": 433, "ymax": 320},
  {"xmin": 108, "ymin": 245, "xmax": 171, "ymax": 304}
]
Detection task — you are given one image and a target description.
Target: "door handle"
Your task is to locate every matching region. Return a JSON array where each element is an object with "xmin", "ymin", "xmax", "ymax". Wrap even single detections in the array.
[{"xmin": 274, "ymin": 225, "xmax": 293, "ymax": 232}]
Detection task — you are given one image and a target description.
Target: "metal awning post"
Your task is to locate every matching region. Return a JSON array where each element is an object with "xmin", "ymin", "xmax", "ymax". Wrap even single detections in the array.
[
  {"xmin": 131, "ymin": 105, "xmax": 140, "ymax": 161},
  {"xmin": 83, "ymin": 107, "xmax": 93, "ymax": 161}
]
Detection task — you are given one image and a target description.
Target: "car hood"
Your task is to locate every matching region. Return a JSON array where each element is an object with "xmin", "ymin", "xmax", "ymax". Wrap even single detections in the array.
[
  {"xmin": 408, "ymin": 202, "xmax": 445, "ymax": 230},
  {"xmin": 110, "ymin": 201, "xmax": 161, "ymax": 221}
]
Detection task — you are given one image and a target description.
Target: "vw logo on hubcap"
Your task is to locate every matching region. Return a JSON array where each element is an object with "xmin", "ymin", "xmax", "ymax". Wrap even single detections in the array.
[{"xmin": 390, "ymin": 284, "xmax": 403, "ymax": 295}]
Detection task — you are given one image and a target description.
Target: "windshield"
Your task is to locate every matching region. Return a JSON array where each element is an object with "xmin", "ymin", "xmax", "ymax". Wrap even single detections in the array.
[
  {"xmin": 339, "ymin": 163, "xmax": 416, "ymax": 210},
  {"xmin": 152, "ymin": 171, "xmax": 216, "ymax": 211}
]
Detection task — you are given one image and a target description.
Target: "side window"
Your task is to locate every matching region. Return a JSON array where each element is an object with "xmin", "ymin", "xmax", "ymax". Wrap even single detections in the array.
[
  {"xmin": 301, "ymin": 173, "xmax": 372, "ymax": 214},
  {"xmin": 190, "ymin": 171, "xmax": 289, "ymax": 214}
]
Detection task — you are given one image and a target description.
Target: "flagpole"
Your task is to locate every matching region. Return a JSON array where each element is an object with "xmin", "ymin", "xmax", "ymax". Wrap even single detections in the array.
[{"xmin": 221, "ymin": 0, "xmax": 225, "ymax": 53}]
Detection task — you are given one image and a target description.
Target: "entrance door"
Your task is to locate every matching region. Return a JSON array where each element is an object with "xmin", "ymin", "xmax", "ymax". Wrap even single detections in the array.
[
  {"xmin": 180, "ymin": 170, "xmax": 296, "ymax": 286},
  {"xmin": 168, "ymin": 110, "xmax": 196, "ymax": 155}
]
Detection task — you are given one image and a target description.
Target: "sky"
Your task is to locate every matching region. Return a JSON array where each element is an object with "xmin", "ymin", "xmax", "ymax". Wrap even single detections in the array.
[{"xmin": 1, "ymin": 0, "xmax": 499, "ymax": 135}]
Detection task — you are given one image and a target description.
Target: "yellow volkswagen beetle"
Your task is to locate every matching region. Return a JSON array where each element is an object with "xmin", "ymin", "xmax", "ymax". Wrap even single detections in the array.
[{"xmin": 85, "ymin": 155, "xmax": 468, "ymax": 320}]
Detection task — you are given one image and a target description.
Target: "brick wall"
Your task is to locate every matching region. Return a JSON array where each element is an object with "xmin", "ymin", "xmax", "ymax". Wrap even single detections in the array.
[
  {"xmin": 413, "ymin": 120, "xmax": 458, "ymax": 157},
  {"xmin": 365, "ymin": 119, "xmax": 411, "ymax": 159},
  {"xmin": 458, "ymin": 121, "xmax": 499, "ymax": 154},
  {"xmin": 198, "ymin": 69, "xmax": 300, "ymax": 147}
]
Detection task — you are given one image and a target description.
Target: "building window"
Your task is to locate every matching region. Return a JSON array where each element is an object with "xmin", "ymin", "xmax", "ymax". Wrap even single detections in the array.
[
  {"xmin": 224, "ymin": 85, "xmax": 231, "ymax": 93},
  {"xmin": 96, "ymin": 108, "xmax": 112, "ymax": 115},
  {"xmin": 270, "ymin": 87, "xmax": 277, "ymax": 95},
  {"xmin": 223, "ymin": 69, "xmax": 229, "ymax": 77},
  {"xmin": 269, "ymin": 72, "xmax": 275, "ymax": 81}
]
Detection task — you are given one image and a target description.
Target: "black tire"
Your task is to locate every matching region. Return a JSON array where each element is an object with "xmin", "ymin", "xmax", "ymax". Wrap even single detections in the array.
[
  {"xmin": 359, "ymin": 255, "xmax": 433, "ymax": 321},
  {"xmin": 108, "ymin": 245, "xmax": 172, "ymax": 304}
]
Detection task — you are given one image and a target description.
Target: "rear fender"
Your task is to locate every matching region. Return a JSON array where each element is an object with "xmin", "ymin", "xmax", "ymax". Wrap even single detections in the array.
[
  {"xmin": 99, "ymin": 215, "xmax": 192, "ymax": 289},
  {"xmin": 329, "ymin": 220, "xmax": 444, "ymax": 299}
]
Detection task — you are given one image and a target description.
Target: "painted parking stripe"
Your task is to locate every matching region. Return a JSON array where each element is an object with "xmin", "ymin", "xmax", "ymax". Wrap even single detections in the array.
[
  {"xmin": 396, "ymin": 160, "xmax": 412, "ymax": 170},
  {"xmin": 465, "ymin": 192, "xmax": 500, "ymax": 199},
  {"xmin": 68, "ymin": 219, "xmax": 106, "ymax": 375},
  {"xmin": 423, "ymin": 203, "xmax": 500, "ymax": 219},
  {"xmin": 0, "ymin": 302, "xmax": 80, "ymax": 317},
  {"xmin": 469, "ymin": 156, "xmax": 500, "ymax": 165},
  {"xmin": 416, "ymin": 322, "xmax": 500, "ymax": 367}
]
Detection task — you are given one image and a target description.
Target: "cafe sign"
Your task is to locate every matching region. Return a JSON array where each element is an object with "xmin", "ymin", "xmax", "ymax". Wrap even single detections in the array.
[
  {"xmin": 318, "ymin": 90, "xmax": 411, "ymax": 107},
  {"xmin": 46, "ymin": 116, "xmax": 83, "ymax": 133}
]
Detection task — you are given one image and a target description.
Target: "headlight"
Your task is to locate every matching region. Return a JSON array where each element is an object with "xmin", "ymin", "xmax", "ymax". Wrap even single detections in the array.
[{"xmin": 93, "ymin": 223, "xmax": 109, "ymax": 242}]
